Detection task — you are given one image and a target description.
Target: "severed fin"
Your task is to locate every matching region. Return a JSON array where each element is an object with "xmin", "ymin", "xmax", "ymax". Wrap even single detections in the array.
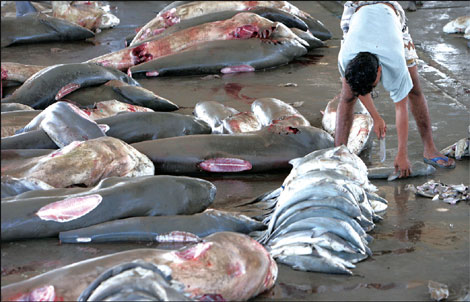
[{"xmin": 198, "ymin": 158, "xmax": 252, "ymax": 172}]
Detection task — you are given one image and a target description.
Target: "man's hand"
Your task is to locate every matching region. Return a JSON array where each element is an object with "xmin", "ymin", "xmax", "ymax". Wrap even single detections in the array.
[
  {"xmin": 357, "ymin": 93, "xmax": 386, "ymax": 139},
  {"xmin": 373, "ymin": 115, "xmax": 386, "ymax": 139},
  {"xmin": 394, "ymin": 152, "xmax": 411, "ymax": 178}
]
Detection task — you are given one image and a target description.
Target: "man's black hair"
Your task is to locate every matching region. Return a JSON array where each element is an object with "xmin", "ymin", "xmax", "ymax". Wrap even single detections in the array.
[{"xmin": 344, "ymin": 52, "xmax": 379, "ymax": 96}]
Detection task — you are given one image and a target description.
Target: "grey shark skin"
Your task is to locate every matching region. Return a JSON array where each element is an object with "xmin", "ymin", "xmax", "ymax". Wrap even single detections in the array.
[
  {"xmin": 129, "ymin": 38, "xmax": 307, "ymax": 77},
  {"xmin": 63, "ymin": 80, "xmax": 179, "ymax": 111},
  {"xmin": 59, "ymin": 209, "xmax": 266, "ymax": 243},
  {"xmin": 1, "ymin": 175, "xmax": 216, "ymax": 241},
  {"xmin": 95, "ymin": 112, "xmax": 212, "ymax": 144},
  {"xmin": 131, "ymin": 124, "xmax": 334, "ymax": 174},
  {"xmin": 1, "ymin": 176, "xmax": 53, "ymax": 199},
  {"xmin": 15, "ymin": 101, "xmax": 105, "ymax": 147},
  {"xmin": 2, "ymin": 101, "xmax": 106, "ymax": 149},
  {"xmin": 1, "ymin": 232, "xmax": 277, "ymax": 301},
  {"xmin": 1, "ymin": 63, "xmax": 140, "ymax": 109},
  {"xmin": 1, "ymin": 13, "xmax": 94, "ymax": 47},
  {"xmin": 1, "ymin": 129, "xmax": 58, "ymax": 150},
  {"xmin": 1, "ymin": 111, "xmax": 211, "ymax": 149}
]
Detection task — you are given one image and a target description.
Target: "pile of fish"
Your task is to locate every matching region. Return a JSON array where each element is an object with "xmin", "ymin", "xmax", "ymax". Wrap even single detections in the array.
[
  {"xmin": 440, "ymin": 128, "xmax": 470, "ymax": 160},
  {"xmin": 194, "ymin": 97, "xmax": 309, "ymax": 134},
  {"xmin": 406, "ymin": 180, "xmax": 469, "ymax": 205},
  {"xmin": 246, "ymin": 145, "xmax": 388, "ymax": 275},
  {"xmin": 87, "ymin": 1, "xmax": 331, "ymax": 75}
]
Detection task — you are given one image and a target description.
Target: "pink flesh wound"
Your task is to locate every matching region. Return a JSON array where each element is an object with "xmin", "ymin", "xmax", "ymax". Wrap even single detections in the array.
[
  {"xmin": 67, "ymin": 102, "xmax": 96, "ymax": 121},
  {"xmin": 146, "ymin": 71, "xmax": 159, "ymax": 77},
  {"xmin": 198, "ymin": 158, "xmax": 252, "ymax": 172},
  {"xmin": 36, "ymin": 194, "xmax": 102, "ymax": 223},
  {"xmin": 14, "ymin": 285, "xmax": 56, "ymax": 302},
  {"xmin": 231, "ymin": 25, "xmax": 259, "ymax": 39},
  {"xmin": 221, "ymin": 65, "xmax": 255, "ymax": 74},
  {"xmin": 175, "ymin": 242, "xmax": 212, "ymax": 260},
  {"xmin": 55, "ymin": 83, "xmax": 81, "ymax": 100},
  {"xmin": 131, "ymin": 43, "xmax": 153, "ymax": 65}
]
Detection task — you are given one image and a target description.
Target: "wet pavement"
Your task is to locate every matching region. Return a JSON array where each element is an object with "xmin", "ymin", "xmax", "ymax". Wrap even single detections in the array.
[{"xmin": 1, "ymin": 1, "xmax": 469, "ymax": 300}]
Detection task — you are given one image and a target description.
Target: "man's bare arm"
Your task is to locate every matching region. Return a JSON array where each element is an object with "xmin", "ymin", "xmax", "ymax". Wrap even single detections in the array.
[
  {"xmin": 358, "ymin": 93, "xmax": 387, "ymax": 139},
  {"xmin": 335, "ymin": 77, "xmax": 357, "ymax": 146}
]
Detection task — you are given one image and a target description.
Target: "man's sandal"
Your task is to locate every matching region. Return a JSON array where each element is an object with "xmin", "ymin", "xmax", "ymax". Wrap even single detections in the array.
[{"xmin": 423, "ymin": 156, "xmax": 456, "ymax": 169}]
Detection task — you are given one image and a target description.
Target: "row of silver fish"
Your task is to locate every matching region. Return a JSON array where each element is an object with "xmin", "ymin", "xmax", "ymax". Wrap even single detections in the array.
[{"xmin": 250, "ymin": 145, "xmax": 388, "ymax": 275}]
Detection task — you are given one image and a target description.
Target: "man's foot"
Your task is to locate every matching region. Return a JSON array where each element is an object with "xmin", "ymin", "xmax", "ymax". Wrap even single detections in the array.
[{"xmin": 423, "ymin": 155, "xmax": 456, "ymax": 169}]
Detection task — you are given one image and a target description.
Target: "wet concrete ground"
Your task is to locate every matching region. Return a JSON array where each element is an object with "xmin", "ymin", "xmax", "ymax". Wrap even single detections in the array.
[{"xmin": 1, "ymin": 1, "xmax": 469, "ymax": 300}]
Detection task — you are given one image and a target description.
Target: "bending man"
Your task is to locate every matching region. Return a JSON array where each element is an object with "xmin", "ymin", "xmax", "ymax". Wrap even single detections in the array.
[{"xmin": 335, "ymin": 1, "xmax": 455, "ymax": 178}]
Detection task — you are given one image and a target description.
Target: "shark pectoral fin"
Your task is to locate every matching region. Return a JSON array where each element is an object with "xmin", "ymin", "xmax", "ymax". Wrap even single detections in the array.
[
  {"xmin": 198, "ymin": 158, "xmax": 252, "ymax": 172},
  {"xmin": 55, "ymin": 83, "xmax": 81, "ymax": 100},
  {"xmin": 221, "ymin": 65, "xmax": 255, "ymax": 74}
]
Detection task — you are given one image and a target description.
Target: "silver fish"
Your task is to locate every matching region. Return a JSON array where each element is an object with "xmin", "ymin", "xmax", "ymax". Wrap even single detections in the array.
[
  {"xmin": 276, "ymin": 253, "xmax": 353, "ymax": 275},
  {"xmin": 268, "ymin": 231, "xmax": 360, "ymax": 254},
  {"xmin": 270, "ymin": 206, "xmax": 367, "ymax": 240},
  {"xmin": 266, "ymin": 216, "xmax": 366, "ymax": 253}
]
